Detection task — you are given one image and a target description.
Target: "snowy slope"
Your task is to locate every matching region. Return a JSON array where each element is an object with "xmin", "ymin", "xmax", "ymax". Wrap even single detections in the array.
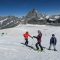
[{"xmin": 0, "ymin": 24, "xmax": 60, "ymax": 60}]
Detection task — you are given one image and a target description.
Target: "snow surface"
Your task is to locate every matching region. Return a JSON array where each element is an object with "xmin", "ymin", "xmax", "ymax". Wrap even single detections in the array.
[{"xmin": 0, "ymin": 24, "xmax": 60, "ymax": 60}]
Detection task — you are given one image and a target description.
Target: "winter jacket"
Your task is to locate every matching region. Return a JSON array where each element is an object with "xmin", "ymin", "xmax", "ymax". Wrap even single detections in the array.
[
  {"xmin": 33, "ymin": 33, "xmax": 42, "ymax": 42},
  {"xmin": 50, "ymin": 37, "xmax": 57, "ymax": 45},
  {"xmin": 23, "ymin": 33, "xmax": 31, "ymax": 39}
]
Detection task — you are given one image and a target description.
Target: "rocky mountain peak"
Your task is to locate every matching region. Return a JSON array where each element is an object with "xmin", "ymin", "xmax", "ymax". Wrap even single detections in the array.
[{"xmin": 26, "ymin": 9, "xmax": 45, "ymax": 19}]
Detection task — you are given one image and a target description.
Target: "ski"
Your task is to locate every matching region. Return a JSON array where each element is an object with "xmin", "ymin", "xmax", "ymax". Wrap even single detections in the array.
[
  {"xmin": 21, "ymin": 43, "xmax": 44, "ymax": 52},
  {"xmin": 43, "ymin": 47, "xmax": 57, "ymax": 51},
  {"xmin": 21, "ymin": 43, "xmax": 36, "ymax": 50}
]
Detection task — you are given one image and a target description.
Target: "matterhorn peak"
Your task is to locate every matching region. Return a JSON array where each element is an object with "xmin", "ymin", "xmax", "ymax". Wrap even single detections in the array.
[{"xmin": 26, "ymin": 8, "xmax": 44, "ymax": 19}]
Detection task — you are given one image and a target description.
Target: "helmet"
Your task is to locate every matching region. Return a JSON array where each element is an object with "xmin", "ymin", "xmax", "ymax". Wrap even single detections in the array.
[
  {"xmin": 52, "ymin": 34, "xmax": 55, "ymax": 36},
  {"xmin": 26, "ymin": 31, "xmax": 28, "ymax": 34},
  {"xmin": 38, "ymin": 30, "xmax": 41, "ymax": 33}
]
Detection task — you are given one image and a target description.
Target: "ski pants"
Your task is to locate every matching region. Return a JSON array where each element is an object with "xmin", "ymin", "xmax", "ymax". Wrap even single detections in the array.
[
  {"xmin": 35, "ymin": 42, "xmax": 43, "ymax": 50},
  {"xmin": 25, "ymin": 39, "xmax": 28, "ymax": 45},
  {"xmin": 49, "ymin": 43, "xmax": 56, "ymax": 50}
]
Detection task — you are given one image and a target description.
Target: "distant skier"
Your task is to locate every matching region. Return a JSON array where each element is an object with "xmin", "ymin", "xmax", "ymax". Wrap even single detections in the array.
[
  {"xmin": 1, "ymin": 33, "xmax": 4, "ymax": 36},
  {"xmin": 23, "ymin": 31, "xmax": 33, "ymax": 46},
  {"xmin": 48, "ymin": 34, "xmax": 57, "ymax": 51},
  {"xmin": 33, "ymin": 30, "xmax": 43, "ymax": 51}
]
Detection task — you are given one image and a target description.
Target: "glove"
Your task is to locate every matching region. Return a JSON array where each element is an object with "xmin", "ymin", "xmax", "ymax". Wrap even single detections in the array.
[
  {"xmin": 31, "ymin": 37, "xmax": 33, "ymax": 39},
  {"xmin": 33, "ymin": 36, "xmax": 35, "ymax": 38}
]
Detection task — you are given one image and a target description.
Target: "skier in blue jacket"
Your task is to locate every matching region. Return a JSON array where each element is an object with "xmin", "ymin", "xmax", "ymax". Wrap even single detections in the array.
[{"xmin": 48, "ymin": 34, "xmax": 57, "ymax": 51}]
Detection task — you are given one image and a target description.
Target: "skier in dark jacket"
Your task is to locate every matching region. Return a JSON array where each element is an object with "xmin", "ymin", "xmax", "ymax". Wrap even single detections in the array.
[
  {"xmin": 33, "ymin": 30, "xmax": 43, "ymax": 51},
  {"xmin": 48, "ymin": 34, "xmax": 57, "ymax": 51}
]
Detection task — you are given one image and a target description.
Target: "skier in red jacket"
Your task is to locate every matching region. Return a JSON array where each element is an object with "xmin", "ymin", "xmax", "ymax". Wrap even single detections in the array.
[{"xmin": 23, "ymin": 31, "xmax": 33, "ymax": 46}]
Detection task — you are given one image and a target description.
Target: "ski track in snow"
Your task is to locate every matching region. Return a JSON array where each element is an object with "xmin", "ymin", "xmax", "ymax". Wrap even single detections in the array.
[{"xmin": 0, "ymin": 24, "xmax": 60, "ymax": 60}]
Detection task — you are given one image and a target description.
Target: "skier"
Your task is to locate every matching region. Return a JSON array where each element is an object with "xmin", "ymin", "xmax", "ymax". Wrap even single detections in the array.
[
  {"xmin": 23, "ymin": 31, "xmax": 33, "ymax": 46},
  {"xmin": 33, "ymin": 30, "xmax": 43, "ymax": 51},
  {"xmin": 48, "ymin": 34, "xmax": 57, "ymax": 51},
  {"xmin": 1, "ymin": 33, "xmax": 4, "ymax": 36}
]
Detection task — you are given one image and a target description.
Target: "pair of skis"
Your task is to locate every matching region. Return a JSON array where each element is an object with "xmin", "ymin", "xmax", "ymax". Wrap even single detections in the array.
[
  {"xmin": 21, "ymin": 43, "xmax": 57, "ymax": 52},
  {"xmin": 21, "ymin": 43, "xmax": 44, "ymax": 52}
]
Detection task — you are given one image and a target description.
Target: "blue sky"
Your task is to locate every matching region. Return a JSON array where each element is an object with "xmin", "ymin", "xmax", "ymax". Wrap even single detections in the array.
[{"xmin": 0, "ymin": 0, "xmax": 60, "ymax": 17}]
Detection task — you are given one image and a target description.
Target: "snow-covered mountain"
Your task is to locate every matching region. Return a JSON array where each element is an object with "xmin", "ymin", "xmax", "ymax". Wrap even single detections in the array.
[
  {"xmin": 49, "ymin": 15, "xmax": 60, "ymax": 21},
  {"xmin": 20, "ymin": 9, "xmax": 60, "ymax": 25},
  {"xmin": 26, "ymin": 9, "xmax": 46, "ymax": 19},
  {"xmin": 47, "ymin": 15, "xmax": 60, "ymax": 25},
  {"xmin": 0, "ymin": 16, "xmax": 21, "ymax": 29},
  {"xmin": 21, "ymin": 9, "xmax": 47, "ymax": 24},
  {"xmin": 0, "ymin": 9, "xmax": 60, "ymax": 29}
]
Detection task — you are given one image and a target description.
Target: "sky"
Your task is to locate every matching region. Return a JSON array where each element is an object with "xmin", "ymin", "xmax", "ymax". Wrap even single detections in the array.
[{"xmin": 0, "ymin": 0, "xmax": 60, "ymax": 17}]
